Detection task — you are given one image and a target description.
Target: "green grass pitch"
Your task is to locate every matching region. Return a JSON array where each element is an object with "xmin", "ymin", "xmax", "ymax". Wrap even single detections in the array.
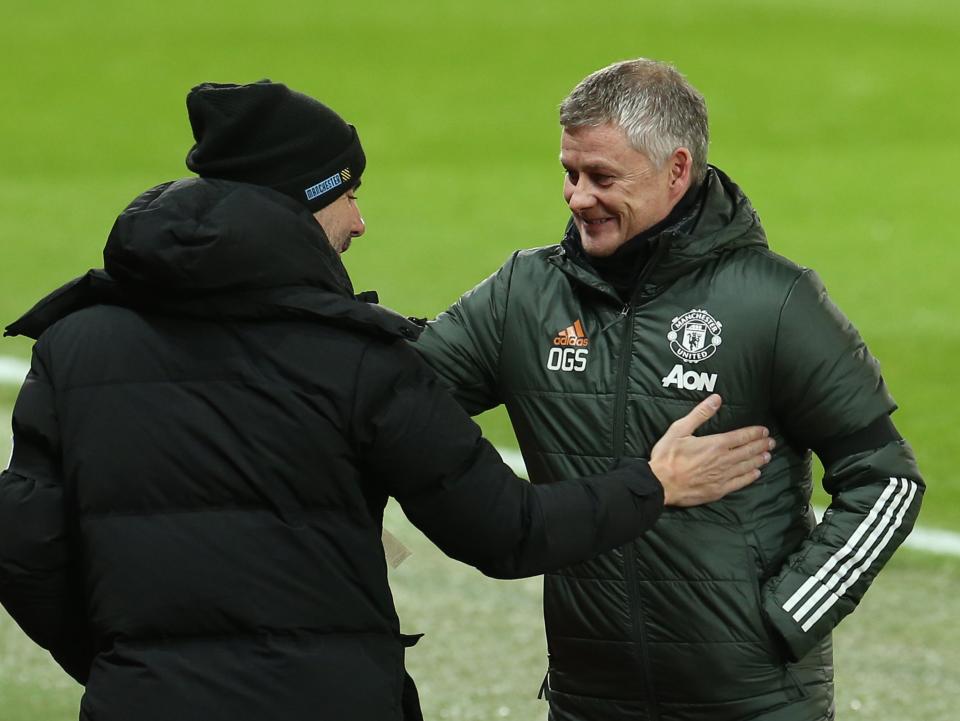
[{"xmin": 1, "ymin": 0, "xmax": 958, "ymax": 718}]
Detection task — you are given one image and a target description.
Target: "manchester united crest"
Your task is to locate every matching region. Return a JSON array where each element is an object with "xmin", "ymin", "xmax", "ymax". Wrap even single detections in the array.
[{"xmin": 667, "ymin": 309, "xmax": 722, "ymax": 363}]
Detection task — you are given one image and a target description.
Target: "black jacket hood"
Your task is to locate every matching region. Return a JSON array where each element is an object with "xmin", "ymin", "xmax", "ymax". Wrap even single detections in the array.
[
  {"xmin": 104, "ymin": 177, "xmax": 355, "ymax": 297},
  {"xmin": 6, "ymin": 178, "xmax": 421, "ymax": 341}
]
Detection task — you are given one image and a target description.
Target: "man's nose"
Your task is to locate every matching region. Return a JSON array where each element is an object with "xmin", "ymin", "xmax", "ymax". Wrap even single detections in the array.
[
  {"xmin": 351, "ymin": 211, "xmax": 366, "ymax": 237},
  {"xmin": 566, "ymin": 180, "xmax": 596, "ymax": 212}
]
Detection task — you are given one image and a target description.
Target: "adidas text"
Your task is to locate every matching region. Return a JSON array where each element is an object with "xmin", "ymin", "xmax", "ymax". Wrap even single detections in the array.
[
  {"xmin": 547, "ymin": 348, "xmax": 588, "ymax": 372},
  {"xmin": 661, "ymin": 364, "xmax": 718, "ymax": 392}
]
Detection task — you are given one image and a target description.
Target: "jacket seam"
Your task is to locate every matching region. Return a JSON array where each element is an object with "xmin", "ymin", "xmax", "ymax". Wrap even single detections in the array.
[
  {"xmin": 768, "ymin": 269, "xmax": 809, "ymax": 409},
  {"xmin": 493, "ymin": 251, "xmax": 521, "ymax": 398}
]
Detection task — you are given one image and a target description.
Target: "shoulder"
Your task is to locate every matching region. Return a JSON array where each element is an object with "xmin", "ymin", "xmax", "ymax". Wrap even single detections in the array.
[
  {"xmin": 38, "ymin": 304, "xmax": 142, "ymax": 349},
  {"xmin": 512, "ymin": 244, "xmax": 564, "ymax": 272},
  {"xmin": 713, "ymin": 246, "xmax": 822, "ymax": 311},
  {"xmin": 514, "ymin": 244, "xmax": 562, "ymax": 262},
  {"xmin": 491, "ymin": 244, "xmax": 566, "ymax": 287},
  {"xmin": 451, "ymin": 244, "xmax": 563, "ymax": 305},
  {"xmin": 724, "ymin": 246, "xmax": 809, "ymax": 285},
  {"xmin": 38, "ymin": 304, "xmax": 396, "ymax": 389},
  {"xmin": 358, "ymin": 333, "xmax": 425, "ymax": 370},
  {"xmin": 482, "ymin": 244, "xmax": 563, "ymax": 274}
]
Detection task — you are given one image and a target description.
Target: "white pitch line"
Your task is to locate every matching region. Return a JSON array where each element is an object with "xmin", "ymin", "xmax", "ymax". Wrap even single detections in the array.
[
  {"xmin": 498, "ymin": 448, "xmax": 528, "ymax": 478},
  {"xmin": 0, "ymin": 356, "xmax": 29, "ymax": 385},
  {"xmin": 902, "ymin": 526, "xmax": 960, "ymax": 556},
  {"xmin": 494, "ymin": 446, "xmax": 960, "ymax": 558},
  {"xmin": 1, "ymin": 355, "xmax": 957, "ymax": 557}
]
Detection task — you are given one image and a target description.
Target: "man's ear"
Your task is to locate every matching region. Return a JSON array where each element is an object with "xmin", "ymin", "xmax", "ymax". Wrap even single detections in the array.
[{"xmin": 668, "ymin": 147, "xmax": 694, "ymax": 198}]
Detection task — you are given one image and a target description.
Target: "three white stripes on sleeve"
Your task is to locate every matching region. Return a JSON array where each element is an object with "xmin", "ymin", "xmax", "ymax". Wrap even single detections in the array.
[{"xmin": 782, "ymin": 477, "xmax": 920, "ymax": 632}]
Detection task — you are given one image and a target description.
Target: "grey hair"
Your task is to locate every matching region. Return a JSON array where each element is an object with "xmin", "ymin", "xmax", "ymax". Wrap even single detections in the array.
[{"xmin": 559, "ymin": 59, "xmax": 709, "ymax": 183}]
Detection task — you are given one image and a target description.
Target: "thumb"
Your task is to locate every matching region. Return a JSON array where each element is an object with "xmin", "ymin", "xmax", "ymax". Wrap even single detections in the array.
[{"xmin": 666, "ymin": 394, "xmax": 722, "ymax": 437}]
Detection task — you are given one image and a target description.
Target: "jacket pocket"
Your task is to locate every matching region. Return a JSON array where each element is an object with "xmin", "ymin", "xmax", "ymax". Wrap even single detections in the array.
[
  {"xmin": 746, "ymin": 532, "xmax": 780, "ymax": 651},
  {"xmin": 746, "ymin": 532, "xmax": 806, "ymax": 702},
  {"xmin": 636, "ymin": 518, "xmax": 801, "ymax": 706}
]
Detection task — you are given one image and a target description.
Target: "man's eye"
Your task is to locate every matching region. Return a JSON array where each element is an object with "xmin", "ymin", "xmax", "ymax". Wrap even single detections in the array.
[
  {"xmin": 564, "ymin": 169, "xmax": 579, "ymax": 183},
  {"xmin": 593, "ymin": 175, "xmax": 614, "ymax": 187}
]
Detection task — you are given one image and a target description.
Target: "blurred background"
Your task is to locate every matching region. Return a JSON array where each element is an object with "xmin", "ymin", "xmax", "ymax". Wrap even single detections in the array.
[{"xmin": 1, "ymin": 0, "xmax": 957, "ymax": 718}]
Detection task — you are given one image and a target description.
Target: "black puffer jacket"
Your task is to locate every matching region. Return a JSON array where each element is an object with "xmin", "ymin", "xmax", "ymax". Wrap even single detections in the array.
[{"xmin": 0, "ymin": 179, "xmax": 665, "ymax": 721}]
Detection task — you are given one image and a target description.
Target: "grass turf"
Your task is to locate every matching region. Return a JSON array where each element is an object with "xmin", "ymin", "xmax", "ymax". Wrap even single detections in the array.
[{"xmin": 1, "ymin": 0, "xmax": 957, "ymax": 717}]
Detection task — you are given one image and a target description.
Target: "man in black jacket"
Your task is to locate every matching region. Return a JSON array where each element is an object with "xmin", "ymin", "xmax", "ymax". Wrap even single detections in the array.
[{"xmin": 0, "ymin": 81, "xmax": 773, "ymax": 721}]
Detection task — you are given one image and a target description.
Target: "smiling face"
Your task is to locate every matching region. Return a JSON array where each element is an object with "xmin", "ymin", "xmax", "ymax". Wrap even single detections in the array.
[
  {"xmin": 561, "ymin": 123, "xmax": 691, "ymax": 257},
  {"xmin": 312, "ymin": 186, "xmax": 365, "ymax": 255}
]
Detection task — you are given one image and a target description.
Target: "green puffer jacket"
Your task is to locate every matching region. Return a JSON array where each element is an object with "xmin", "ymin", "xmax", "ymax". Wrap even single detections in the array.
[{"xmin": 415, "ymin": 167, "xmax": 924, "ymax": 721}]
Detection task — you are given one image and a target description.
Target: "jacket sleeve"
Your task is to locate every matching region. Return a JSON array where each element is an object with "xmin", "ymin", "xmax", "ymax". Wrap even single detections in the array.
[
  {"xmin": 0, "ymin": 345, "xmax": 91, "ymax": 684},
  {"xmin": 412, "ymin": 253, "xmax": 517, "ymax": 415},
  {"xmin": 760, "ymin": 269, "xmax": 925, "ymax": 661},
  {"xmin": 352, "ymin": 339, "xmax": 664, "ymax": 579}
]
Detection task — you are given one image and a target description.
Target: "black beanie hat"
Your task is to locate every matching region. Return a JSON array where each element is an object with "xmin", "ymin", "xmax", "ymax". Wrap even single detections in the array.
[{"xmin": 185, "ymin": 80, "xmax": 365, "ymax": 212}]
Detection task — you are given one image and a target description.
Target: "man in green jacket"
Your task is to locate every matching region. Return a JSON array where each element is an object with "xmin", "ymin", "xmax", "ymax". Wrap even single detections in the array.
[{"xmin": 415, "ymin": 59, "xmax": 924, "ymax": 721}]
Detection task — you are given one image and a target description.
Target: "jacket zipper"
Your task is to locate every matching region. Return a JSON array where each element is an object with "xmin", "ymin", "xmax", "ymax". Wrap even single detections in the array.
[
  {"xmin": 612, "ymin": 303, "xmax": 659, "ymax": 721},
  {"xmin": 613, "ymin": 239, "xmax": 671, "ymax": 721}
]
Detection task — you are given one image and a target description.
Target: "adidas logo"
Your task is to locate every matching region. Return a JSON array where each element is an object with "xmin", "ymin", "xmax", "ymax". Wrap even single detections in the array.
[
  {"xmin": 553, "ymin": 319, "xmax": 590, "ymax": 347},
  {"xmin": 547, "ymin": 319, "xmax": 590, "ymax": 372}
]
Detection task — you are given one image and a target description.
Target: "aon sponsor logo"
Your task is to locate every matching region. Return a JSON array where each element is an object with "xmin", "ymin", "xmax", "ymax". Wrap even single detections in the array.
[
  {"xmin": 547, "ymin": 347, "xmax": 588, "ymax": 372},
  {"xmin": 661, "ymin": 364, "xmax": 717, "ymax": 391}
]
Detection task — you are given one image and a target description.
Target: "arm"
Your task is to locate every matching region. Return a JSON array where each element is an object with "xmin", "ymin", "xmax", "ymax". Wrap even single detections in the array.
[
  {"xmin": 761, "ymin": 270, "xmax": 924, "ymax": 660},
  {"xmin": 0, "ymin": 346, "xmax": 91, "ymax": 683},
  {"xmin": 413, "ymin": 253, "xmax": 517, "ymax": 415},
  {"xmin": 353, "ymin": 342, "xmax": 769, "ymax": 578}
]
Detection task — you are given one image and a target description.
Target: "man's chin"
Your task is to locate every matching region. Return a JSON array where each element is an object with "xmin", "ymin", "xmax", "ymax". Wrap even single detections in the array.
[{"xmin": 579, "ymin": 230, "xmax": 623, "ymax": 258}]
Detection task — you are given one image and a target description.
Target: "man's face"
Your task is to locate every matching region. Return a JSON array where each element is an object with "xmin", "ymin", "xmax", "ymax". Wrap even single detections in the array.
[
  {"xmin": 312, "ymin": 187, "xmax": 365, "ymax": 255},
  {"xmin": 561, "ymin": 123, "xmax": 681, "ymax": 257}
]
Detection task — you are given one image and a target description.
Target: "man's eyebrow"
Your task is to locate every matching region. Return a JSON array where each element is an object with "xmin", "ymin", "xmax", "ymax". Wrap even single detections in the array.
[{"xmin": 560, "ymin": 160, "xmax": 619, "ymax": 175}]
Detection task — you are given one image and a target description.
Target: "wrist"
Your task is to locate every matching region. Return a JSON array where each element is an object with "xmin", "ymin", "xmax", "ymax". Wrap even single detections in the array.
[{"xmin": 648, "ymin": 459, "xmax": 672, "ymax": 505}]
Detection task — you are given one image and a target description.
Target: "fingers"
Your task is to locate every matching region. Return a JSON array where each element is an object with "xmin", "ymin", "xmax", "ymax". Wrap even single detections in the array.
[
  {"xmin": 729, "ymin": 454, "xmax": 769, "ymax": 481},
  {"xmin": 726, "ymin": 436, "xmax": 776, "ymax": 466},
  {"xmin": 720, "ymin": 467, "xmax": 763, "ymax": 495},
  {"xmin": 670, "ymin": 466, "xmax": 762, "ymax": 507},
  {"xmin": 710, "ymin": 442, "xmax": 774, "ymax": 502},
  {"xmin": 713, "ymin": 425, "xmax": 770, "ymax": 450},
  {"xmin": 665, "ymin": 394, "xmax": 722, "ymax": 438}
]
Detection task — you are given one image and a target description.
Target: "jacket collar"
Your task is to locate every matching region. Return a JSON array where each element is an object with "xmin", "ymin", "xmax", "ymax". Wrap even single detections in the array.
[{"xmin": 550, "ymin": 166, "xmax": 768, "ymax": 303}]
